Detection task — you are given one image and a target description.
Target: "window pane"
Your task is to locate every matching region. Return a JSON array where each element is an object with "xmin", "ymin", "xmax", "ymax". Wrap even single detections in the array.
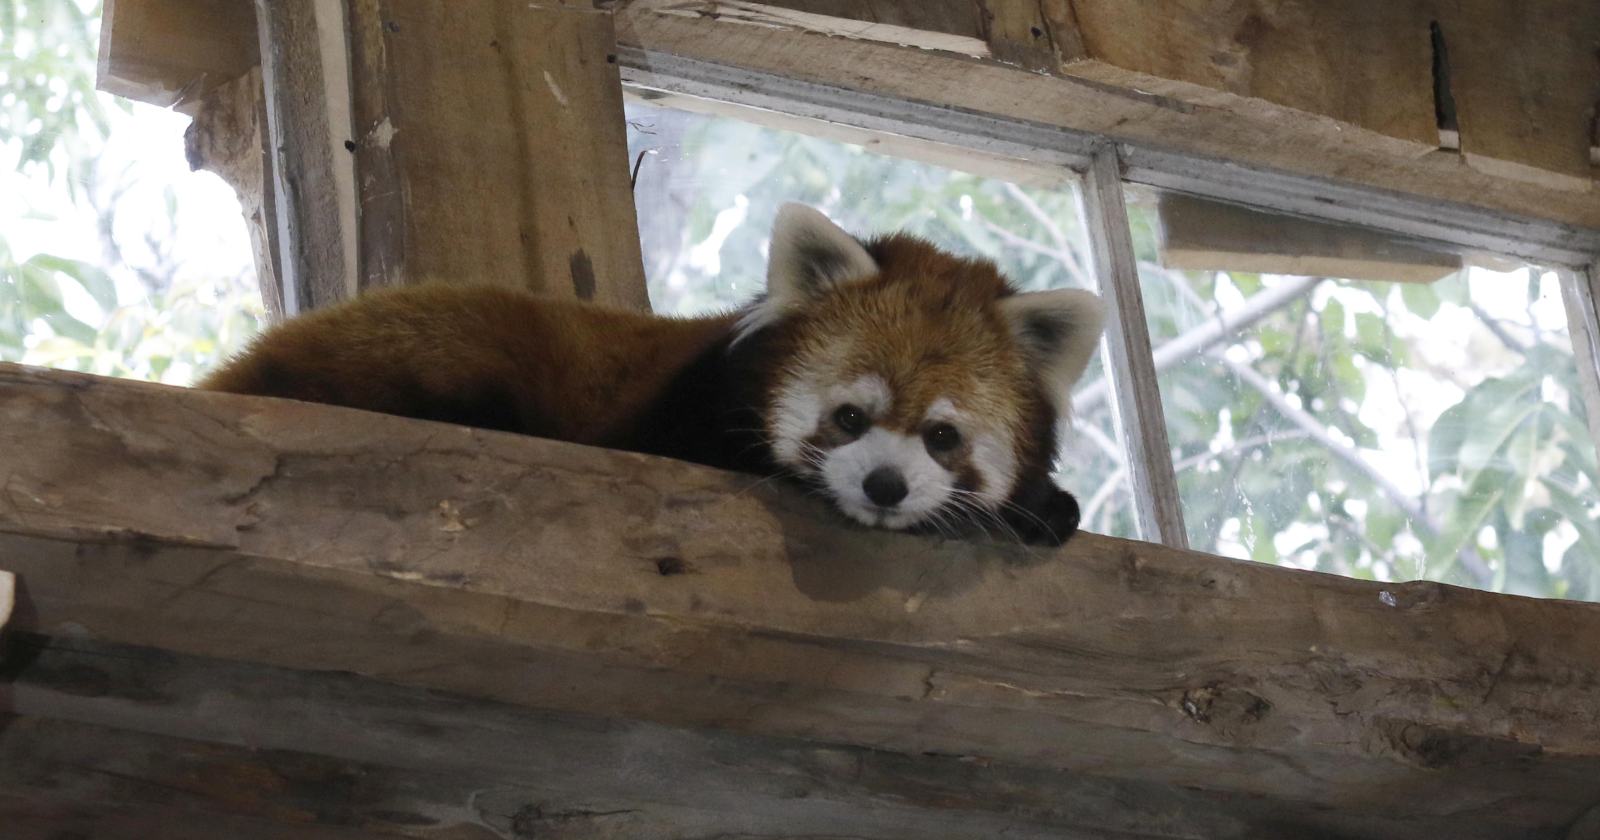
[
  {"xmin": 1128, "ymin": 187, "xmax": 1600, "ymax": 600},
  {"xmin": 624, "ymin": 98, "xmax": 1136, "ymax": 538},
  {"xmin": 0, "ymin": 6, "xmax": 261, "ymax": 383}
]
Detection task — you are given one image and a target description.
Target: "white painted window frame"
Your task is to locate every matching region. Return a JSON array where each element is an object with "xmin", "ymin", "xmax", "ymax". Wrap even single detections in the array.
[{"xmin": 618, "ymin": 48, "xmax": 1600, "ymax": 549}]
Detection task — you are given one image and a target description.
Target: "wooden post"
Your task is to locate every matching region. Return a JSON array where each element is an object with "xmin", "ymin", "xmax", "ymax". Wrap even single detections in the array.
[{"xmin": 255, "ymin": 0, "xmax": 650, "ymax": 314}]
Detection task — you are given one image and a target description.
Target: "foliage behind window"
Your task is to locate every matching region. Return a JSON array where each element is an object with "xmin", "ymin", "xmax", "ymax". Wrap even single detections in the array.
[{"xmin": 0, "ymin": 0, "xmax": 261, "ymax": 384}]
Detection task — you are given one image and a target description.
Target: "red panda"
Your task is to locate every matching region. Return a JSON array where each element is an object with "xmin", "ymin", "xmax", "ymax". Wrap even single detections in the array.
[{"xmin": 200, "ymin": 204, "xmax": 1105, "ymax": 545}]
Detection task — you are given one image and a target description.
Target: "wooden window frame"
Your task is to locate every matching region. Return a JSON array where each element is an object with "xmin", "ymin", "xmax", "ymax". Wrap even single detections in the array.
[{"xmin": 618, "ymin": 46, "xmax": 1600, "ymax": 553}]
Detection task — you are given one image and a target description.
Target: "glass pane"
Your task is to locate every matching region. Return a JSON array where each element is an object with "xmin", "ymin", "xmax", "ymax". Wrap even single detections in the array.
[
  {"xmin": 624, "ymin": 98, "xmax": 1136, "ymax": 538},
  {"xmin": 1128, "ymin": 187, "xmax": 1600, "ymax": 600},
  {"xmin": 1, "ymin": 4, "xmax": 262, "ymax": 383}
]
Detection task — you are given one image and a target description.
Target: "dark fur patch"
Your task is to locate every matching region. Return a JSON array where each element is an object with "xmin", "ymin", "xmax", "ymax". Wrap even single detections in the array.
[
  {"xmin": 1017, "ymin": 309, "xmax": 1073, "ymax": 354},
  {"xmin": 794, "ymin": 234, "xmax": 858, "ymax": 291}
]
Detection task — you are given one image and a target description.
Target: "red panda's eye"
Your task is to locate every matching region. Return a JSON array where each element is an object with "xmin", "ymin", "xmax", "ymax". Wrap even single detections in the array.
[
  {"xmin": 924, "ymin": 423, "xmax": 962, "ymax": 454},
  {"xmin": 833, "ymin": 404, "xmax": 868, "ymax": 436}
]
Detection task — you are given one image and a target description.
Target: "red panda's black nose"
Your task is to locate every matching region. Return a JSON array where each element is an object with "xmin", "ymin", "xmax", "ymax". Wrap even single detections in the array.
[{"xmin": 863, "ymin": 467, "xmax": 909, "ymax": 508}]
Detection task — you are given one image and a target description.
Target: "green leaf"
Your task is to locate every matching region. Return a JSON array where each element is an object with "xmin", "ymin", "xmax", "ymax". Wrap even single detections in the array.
[
  {"xmin": 1321, "ymin": 298, "xmax": 1347, "ymax": 339},
  {"xmin": 1353, "ymin": 311, "xmax": 1383, "ymax": 351},
  {"xmin": 25, "ymin": 253, "xmax": 118, "ymax": 312},
  {"xmin": 1330, "ymin": 351, "xmax": 1365, "ymax": 402},
  {"xmin": 1459, "ymin": 395, "xmax": 1542, "ymax": 475},
  {"xmin": 1427, "ymin": 471, "xmax": 1507, "ymax": 581},
  {"xmin": 1503, "ymin": 421, "xmax": 1541, "ymax": 529},
  {"xmin": 1248, "ymin": 512, "xmax": 1276, "ymax": 565},
  {"xmin": 18, "ymin": 262, "xmax": 65, "ymax": 316},
  {"xmin": 1430, "ymin": 376, "xmax": 1542, "ymax": 478},
  {"xmin": 1401, "ymin": 283, "xmax": 1441, "ymax": 318}
]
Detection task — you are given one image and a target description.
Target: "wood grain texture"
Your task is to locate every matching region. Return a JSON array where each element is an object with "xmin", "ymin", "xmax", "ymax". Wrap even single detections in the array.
[
  {"xmin": 98, "ymin": 1, "xmax": 1599, "ymax": 237},
  {"xmin": 97, "ymin": 0, "xmax": 258, "ymax": 110},
  {"xmin": 3, "ymin": 362, "xmax": 1600, "ymax": 836},
  {"xmin": 628, "ymin": 0, "xmax": 991, "ymax": 56},
  {"xmin": 255, "ymin": 0, "xmax": 356, "ymax": 314},
  {"xmin": 0, "ymin": 636, "xmax": 1294, "ymax": 840},
  {"xmin": 1156, "ymin": 191, "xmax": 1461, "ymax": 284},
  {"xmin": 616, "ymin": 6, "xmax": 1600, "ymax": 244},
  {"xmin": 1067, "ymin": 0, "xmax": 1439, "ymax": 148},
  {"xmin": 978, "ymin": 0, "xmax": 1086, "ymax": 72},
  {"xmin": 625, "ymin": 88, "xmax": 1077, "ymax": 188},
  {"xmin": 343, "ymin": 0, "xmax": 648, "ymax": 310},
  {"xmin": 1443, "ymin": 0, "xmax": 1600, "ymax": 188}
]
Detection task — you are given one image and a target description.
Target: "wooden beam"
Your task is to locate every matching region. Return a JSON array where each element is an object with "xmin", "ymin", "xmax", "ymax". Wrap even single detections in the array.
[
  {"xmin": 615, "ymin": 4, "xmax": 1600, "ymax": 266},
  {"xmin": 95, "ymin": 1, "xmax": 1600, "ymax": 264},
  {"xmin": 1064, "ymin": 0, "xmax": 1439, "ymax": 149},
  {"xmin": 1155, "ymin": 192, "xmax": 1461, "ymax": 284},
  {"xmin": 625, "ymin": 88, "xmax": 1077, "ymax": 188},
  {"xmin": 1443, "ymin": 1, "xmax": 1600, "ymax": 189},
  {"xmin": 4, "ymin": 362, "xmax": 1600, "ymax": 836},
  {"xmin": 97, "ymin": 0, "xmax": 258, "ymax": 111},
  {"xmin": 0, "ymin": 635, "xmax": 1298, "ymax": 840},
  {"xmin": 628, "ymin": 0, "xmax": 992, "ymax": 57}
]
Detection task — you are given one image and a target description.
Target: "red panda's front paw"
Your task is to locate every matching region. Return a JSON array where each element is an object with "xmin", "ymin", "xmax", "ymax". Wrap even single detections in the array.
[{"xmin": 1008, "ymin": 487, "xmax": 1081, "ymax": 547}]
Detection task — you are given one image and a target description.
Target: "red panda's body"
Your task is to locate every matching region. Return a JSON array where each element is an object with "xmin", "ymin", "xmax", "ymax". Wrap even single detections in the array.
[
  {"xmin": 200, "ymin": 286, "xmax": 761, "ymax": 468},
  {"xmin": 202, "ymin": 205, "xmax": 1105, "ymax": 545}
]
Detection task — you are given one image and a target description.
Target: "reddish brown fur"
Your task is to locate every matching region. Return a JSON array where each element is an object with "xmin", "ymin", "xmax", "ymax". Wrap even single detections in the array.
[
  {"xmin": 202, "ymin": 228, "xmax": 1084, "ymax": 544},
  {"xmin": 200, "ymin": 284, "xmax": 738, "ymax": 448},
  {"xmin": 764, "ymin": 234, "xmax": 1057, "ymax": 489}
]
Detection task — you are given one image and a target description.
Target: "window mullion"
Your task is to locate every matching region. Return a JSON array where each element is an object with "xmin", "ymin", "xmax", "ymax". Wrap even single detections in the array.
[
  {"xmin": 1079, "ymin": 145, "xmax": 1189, "ymax": 548},
  {"xmin": 1559, "ymin": 261, "xmax": 1600, "ymax": 462}
]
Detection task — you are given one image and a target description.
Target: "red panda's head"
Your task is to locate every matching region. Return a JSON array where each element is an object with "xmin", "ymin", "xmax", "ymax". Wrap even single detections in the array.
[{"xmin": 736, "ymin": 204, "xmax": 1105, "ymax": 544}]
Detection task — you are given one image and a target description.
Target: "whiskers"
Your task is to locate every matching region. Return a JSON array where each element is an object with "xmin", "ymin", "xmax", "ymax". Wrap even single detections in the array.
[
  {"xmin": 931, "ymin": 487, "xmax": 1058, "ymax": 550},
  {"xmin": 725, "ymin": 429, "xmax": 831, "ymax": 504}
]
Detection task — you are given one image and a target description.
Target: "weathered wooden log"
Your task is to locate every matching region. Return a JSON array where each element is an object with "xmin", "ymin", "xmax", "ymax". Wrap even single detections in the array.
[
  {"xmin": 3, "ymin": 362, "xmax": 1600, "ymax": 837},
  {"xmin": 1, "ymin": 634, "xmax": 1288, "ymax": 840}
]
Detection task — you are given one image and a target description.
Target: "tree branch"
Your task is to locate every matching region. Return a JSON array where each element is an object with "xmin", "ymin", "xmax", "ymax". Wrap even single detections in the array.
[
  {"xmin": 1211, "ymin": 351, "xmax": 1494, "ymax": 588},
  {"xmin": 980, "ymin": 216, "xmax": 1091, "ymax": 289},
  {"xmin": 1073, "ymin": 274, "xmax": 1322, "ymax": 413}
]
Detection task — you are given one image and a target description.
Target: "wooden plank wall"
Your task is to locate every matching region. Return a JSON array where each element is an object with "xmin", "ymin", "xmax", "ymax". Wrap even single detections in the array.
[
  {"xmin": 97, "ymin": 0, "xmax": 1599, "ymax": 244},
  {"xmin": 635, "ymin": 0, "xmax": 1599, "ymax": 191}
]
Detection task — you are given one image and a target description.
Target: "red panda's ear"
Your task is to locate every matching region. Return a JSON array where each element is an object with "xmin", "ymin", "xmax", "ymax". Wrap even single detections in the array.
[
  {"xmin": 1001, "ymin": 289, "xmax": 1106, "ymax": 415},
  {"xmin": 765, "ymin": 203, "xmax": 878, "ymax": 303}
]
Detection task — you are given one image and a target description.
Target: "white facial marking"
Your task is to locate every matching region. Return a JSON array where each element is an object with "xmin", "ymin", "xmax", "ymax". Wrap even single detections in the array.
[
  {"xmin": 769, "ymin": 374, "xmax": 891, "ymax": 470},
  {"xmin": 925, "ymin": 397, "xmax": 1015, "ymax": 507},
  {"xmin": 770, "ymin": 381, "xmax": 822, "ymax": 467},
  {"xmin": 822, "ymin": 428, "xmax": 953, "ymax": 529},
  {"xmin": 925, "ymin": 397, "xmax": 960, "ymax": 424},
  {"xmin": 968, "ymin": 432, "xmax": 1018, "ymax": 507},
  {"xmin": 836, "ymin": 374, "xmax": 891, "ymax": 416}
]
